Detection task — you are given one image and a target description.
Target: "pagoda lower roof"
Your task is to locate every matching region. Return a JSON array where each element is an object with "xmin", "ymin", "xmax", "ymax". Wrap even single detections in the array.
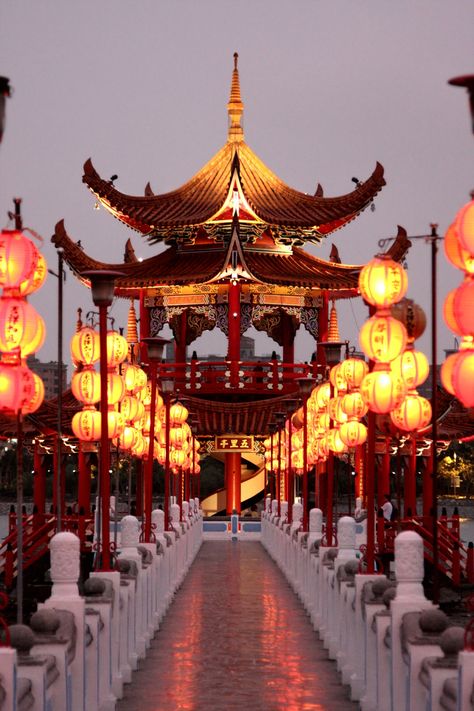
[
  {"xmin": 52, "ymin": 220, "xmax": 373, "ymax": 295},
  {"xmin": 83, "ymin": 142, "xmax": 385, "ymax": 243}
]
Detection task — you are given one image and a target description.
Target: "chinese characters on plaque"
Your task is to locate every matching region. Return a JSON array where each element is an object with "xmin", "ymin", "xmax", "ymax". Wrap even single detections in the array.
[{"xmin": 214, "ymin": 435, "xmax": 254, "ymax": 452}]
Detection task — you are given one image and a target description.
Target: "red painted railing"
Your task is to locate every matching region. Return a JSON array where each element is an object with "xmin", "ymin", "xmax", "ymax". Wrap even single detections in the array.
[
  {"xmin": 0, "ymin": 513, "xmax": 94, "ymax": 590},
  {"xmin": 158, "ymin": 360, "xmax": 312, "ymax": 395},
  {"xmin": 377, "ymin": 515, "xmax": 473, "ymax": 586}
]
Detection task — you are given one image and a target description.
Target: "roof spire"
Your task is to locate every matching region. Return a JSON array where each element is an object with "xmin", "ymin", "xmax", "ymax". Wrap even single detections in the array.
[
  {"xmin": 227, "ymin": 52, "xmax": 244, "ymax": 142},
  {"xmin": 327, "ymin": 301, "xmax": 341, "ymax": 342}
]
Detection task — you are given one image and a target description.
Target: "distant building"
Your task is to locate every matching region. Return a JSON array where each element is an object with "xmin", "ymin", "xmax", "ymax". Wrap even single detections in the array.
[
  {"xmin": 27, "ymin": 356, "xmax": 68, "ymax": 400},
  {"xmin": 165, "ymin": 336, "xmax": 276, "ymax": 363}
]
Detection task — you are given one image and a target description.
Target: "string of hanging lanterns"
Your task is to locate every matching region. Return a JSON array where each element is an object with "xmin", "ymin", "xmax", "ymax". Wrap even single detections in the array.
[{"xmin": 441, "ymin": 198, "xmax": 474, "ymax": 407}]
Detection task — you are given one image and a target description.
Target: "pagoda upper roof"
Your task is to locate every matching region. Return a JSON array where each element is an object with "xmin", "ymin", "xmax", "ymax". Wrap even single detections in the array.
[{"xmin": 83, "ymin": 54, "xmax": 385, "ymax": 246}]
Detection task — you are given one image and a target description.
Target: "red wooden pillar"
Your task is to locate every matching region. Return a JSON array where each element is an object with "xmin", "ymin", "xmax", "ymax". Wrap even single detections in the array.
[
  {"xmin": 52, "ymin": 443, "xmax": 65, "ymax": 516},
  {"xmin": 225, "ymin": 452, "xmax": 241, "ymax": 514},
  {"xmin": 326, "ymin": 453, "xmax": 334, "ymax": 545},
  {"xmin": 316, "ymin": 292, "xmax": 329, "ymax": 366},
  {"xmin": 33, "ymin": 441, "xmax": 46, "ymax": 514},
  {"xmin": 404, "ymin": 436, "xmax": 417, "ymax": 515},
  {"xmin": 422, "ymin": 448, "xmax": 433, "ymax": 518},
  {"xmin": 319, "ymin": 468, "xmax": 327, "ymax": 516},
  {"xmin": 135, "ymin": 459, "xmax": 143, "ymax": 516},
  {"xmin": 354, "ymin": 444, "xmax": 364, "ymax": 502},
  {"xmin": 282, "ymin": 314, "xmax": 295, "ymax": 365},
  {"xmin": 287, "ymin": 423, "xmax": 293, "ymax": 522},
  {"xmin": 78, "ymin": 444, "xmax": 91, "ymax": 515},
  {"xmin": 227, "ymin": 279, "xmax": 241, "ymax": 387},
  {"xmin": 379, "ymin": 437, "xmax": 391, "ymax": 508},
  {"xmin": 174, "ymin": 311, "xmax": 187, "ymax": 365}
]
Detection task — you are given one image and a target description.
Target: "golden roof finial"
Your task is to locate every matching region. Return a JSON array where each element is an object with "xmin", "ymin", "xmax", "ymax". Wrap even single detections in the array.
[
  {"xmin": 327, "ymin": 300, "xmax": 341, "ymax": 342},
  {"xmin": 227, "ymin": 52, "xmax": 244, "ymax": 142},
  {"xmin": 126, "ymin": 299, "xmax": 140, "ymax": 362},
  {"xmin": 76, "ymin": 307, "xmax": 83, "ymax": 332}
]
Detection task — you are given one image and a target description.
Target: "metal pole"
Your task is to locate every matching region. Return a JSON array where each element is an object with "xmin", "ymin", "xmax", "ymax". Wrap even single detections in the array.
[
  {"xmin": 98, "ymin": 303, "xmax": 111, "ymax": 570},
  {"xmin": 144, "ymin": 358, "xmax": 158, "ymax": 542},
  {"xmin": 16, "ymin": 410, "xmax": 24, "ymax": 623},
  {"xmin": 302, "ymin": 397, "xmax": 308, "ymax": 530},
  {"xmin": 56, "ymin": 247, "xmax": 64, "ymax": 532},
  {"xmin": 430, "ymin": 226, "xmax": 439, "ymax": 603},
  {"xmin": 164, "ymin": 394, "xmax": 171, "ymax": 531}
]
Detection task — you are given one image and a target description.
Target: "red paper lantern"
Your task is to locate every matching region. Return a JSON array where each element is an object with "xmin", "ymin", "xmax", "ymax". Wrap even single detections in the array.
[
  {"xmin": 170, "ymin": 401, "xmax": 188, "ymax": 425},
  {"xmin": 455, "ymin": 199, "xmax": 474, "ymax": 255},
  {"xmin": 72, "ymin": 407, "xmax": 102, "ymax": 441},
  {"xmin": 444, "ymin": 223, "xmax": 474, "ymax": 274},
  {"xmin": 22, "ymin": 371, "xmax": 45, "ymax": 414},
  {"xmin": 19, "ymin": 252, "xmax": 47, "ymax": 296},
  {"xmin": 70, "ymin": 326, "xmax": 100, "ymax": 366},
  {"xmin": 122, "ymin": 362, "xmax": 147, "ymax": 394},
  {"xmin": 359, "ymin": 314, "xmax": 407, "ymax": 363},
  {"xmin": 451, "ymin": 349, "xmax": 474, "ymax": 407},
  {"xmin": 0, "ymin": 297, "xmax": 45, "ymax": 356},
  {"xmin": 118, "ymin": 425, "xmax": 138, "ymax": 451},
  {"xmin": 391, "ymin": 349, "xmax": 429, "ymax": 389},
  {"xmin": 445, "ymin": 277, "xmax": 474, "ymax": 336},
  {"xmin": 0, "ymin": 230, "xmax": 39, "ymax": 290},
  {"xmin": 170, "ymin": 449, "xmax": 187, "ymax": 467},
  {"xmin": 390, "ymin": 392, "xmax": 432, "ymax": 432},
  {"xmin": 391, "ymin": 298, "xmax": 427, "ymax": 342},
  {"xmin": 360, "ymin": 369, "xmax": 406, "ymax": 414},
  {"xmin": 440, "ymin": 352, "xmax": 459, "ymax": 395},
  {"xmin": 107, "ymin": 371, "xmax": 125, "ymax": 405},
  {"xmin": 359, "ymin": 255, "xmax": 408, "ymax": 308},
  {"xmin": 71, "ymin": 368, "xmax": 101, "ymax": 404},
  {"xmin": 106, "ymin": 330, "xmax": 128, "ymax": 368},
  {"xmin": 341, "ymin": 391, "xmax": 368, "ymax": 420},
  {"xmin": 339, "ymin": 420, "xmax": 367, "ymax": 447},
  {"xmin": 340, "ymin": 358, "xmax": 368, "ymax": 389},
  {"xmin": 0, "ymin": 362, "xmax": 37, "ymax": 413}
]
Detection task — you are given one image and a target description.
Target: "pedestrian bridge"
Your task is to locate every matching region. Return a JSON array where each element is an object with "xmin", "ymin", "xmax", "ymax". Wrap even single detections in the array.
[{"xmin": 1, "ymin": 505, "xmax": 473, "ymax": 711}]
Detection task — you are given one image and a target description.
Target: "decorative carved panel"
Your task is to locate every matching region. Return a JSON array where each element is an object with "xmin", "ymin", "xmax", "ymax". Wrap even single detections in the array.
[
  {"xmin": 149, "ymin": 306, "xmax": 168, "ymax": 336},
  {"xmin": 216, "ymin": 303, "xmax": 229, "ymax": 336},
  {"xmin": 300, "ymin": 307, "xmax": 319, "ymax": 339}
]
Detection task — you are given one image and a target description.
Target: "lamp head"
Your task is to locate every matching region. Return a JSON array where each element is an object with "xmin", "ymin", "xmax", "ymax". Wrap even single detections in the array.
[
  {"xmin": 142, "ymin": 336, "xmax": 170, "ymax": 362},
  {"xmin": 81, "ymin": 270, "xmax": 124, "ymax": 308}
]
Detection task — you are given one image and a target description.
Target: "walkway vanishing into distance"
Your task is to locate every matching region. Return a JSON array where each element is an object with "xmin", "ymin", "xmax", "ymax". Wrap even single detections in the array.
[{"xmin": 118, "ymin": 541, "xmax": 356, "ymax": 711}]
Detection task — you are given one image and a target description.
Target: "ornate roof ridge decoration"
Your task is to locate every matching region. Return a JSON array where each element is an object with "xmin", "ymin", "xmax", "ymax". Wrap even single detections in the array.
[
  {"xmin": 82, "ymin": 55, "xmax": 386, "ymax": 245},
  {"xmin": 52, "ymin": 220, "xmax": 411, "ymax": 297}
]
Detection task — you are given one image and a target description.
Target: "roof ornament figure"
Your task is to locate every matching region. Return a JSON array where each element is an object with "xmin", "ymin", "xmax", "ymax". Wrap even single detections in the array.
[
  {"xmin": 328, "ymin": 301, "xmax": 341, "ymax": 342},
  {"xmin": 227, "ymin": 52, "xmax": 244, "ymax": 142}
]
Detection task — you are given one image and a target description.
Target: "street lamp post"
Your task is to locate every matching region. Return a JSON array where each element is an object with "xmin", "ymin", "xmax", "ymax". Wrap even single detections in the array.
[
  {"xmin": 82, "ymin": 269, "xmax": 123, "ymax": 571},
  {"xmin": 160, "ymin": 375, "xmax": 174, "ymax": 532},
  {"xmin": 297, "ymin": 377, "xmax": 315, "ymax": 531},
  {"xmin": 142, "ymin": 337, "xmax": 169, "ymax": 542}
]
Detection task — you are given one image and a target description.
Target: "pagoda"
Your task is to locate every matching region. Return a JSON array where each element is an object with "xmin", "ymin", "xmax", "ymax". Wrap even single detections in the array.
[{"xmin": 52, "ymin": 53, "xmax": 405, "ymax": 514}]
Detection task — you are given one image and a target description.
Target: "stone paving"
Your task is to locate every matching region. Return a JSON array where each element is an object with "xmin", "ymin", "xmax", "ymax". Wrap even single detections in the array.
[{"xmin": 118, "ymin": 541, "xmax": 357, "ymax": 711}]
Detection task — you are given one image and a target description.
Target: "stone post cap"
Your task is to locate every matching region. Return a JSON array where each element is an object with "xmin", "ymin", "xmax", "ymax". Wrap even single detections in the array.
[
  {"xmin": 9, "ymin": 625, "xmax": 35, "ymax": 655},
  {"xmin": 152, "ymin": 508, "xmax": 165, "ymax": 534},
  {"xmin": 309, "ymin": 508, "xmax": 323, "ymax": 532},
  {"xmin": 271, "ymin": 500, "xmax": 278, "ymax": 515},
  {"xmin": 394, "ymin": 530, "xmax": 424, "ymax": 583},
  {"xmin": 337, "ymin": 516, "xmax": 356, "ymax": 549},
  {"xmin": 84, "ymin": 578, "xmax": 106, "ymax": 596},
  {"xmin": 419, "ymin": 609, "xmax": 448, "ymax": 635},
  {"xmin": 170, "ymin": 503, "xmax": 180, "ymax": 522},
  {"xmin": 440, "ymin": 627, "xmax": 465, "ymax": 658},
  {"xmin": 121, "ymin": 515, "xmax": 140, "ymax": 547},
  {"xmin": 50, "ymin": 531, "xmax": 80, "ymax": 584},
  {"xmin": 30, "ymin": 609, "xmax": 61, "ymax": 636}
]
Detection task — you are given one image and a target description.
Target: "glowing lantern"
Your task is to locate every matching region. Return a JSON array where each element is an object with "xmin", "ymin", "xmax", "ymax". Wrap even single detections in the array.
[
  {"xmin": 328, "ymin": 428, "xmax": 348, "ymax": 454},
  {"xmin": 291, "ymin": 450, "xmax": 304, "ymax": 469},
  {"xmin": 72, "ymin": 407, "xmax": 102, "ymax": 441},
  {"xmin": 118, "ymin": 425, "xmax": 138, "ymax": 451},
  {"xmin": 122, "ymin": 362, "xmax": 147, "ymax": 394},
  {"xmin": 70, "ymin": 326, "xmax": 100, "ymax": 366},
  {"xmin": 444, "ymin": 223, "xmax": 474, "ymax": 274},
  {"xmin": 316, "ymin": 412, "xmax": 330, "ymax": 433},
  {"xmin": 451, "ymin": 349, "xmax": 474, "ymax": 407},
  {"xmin": 107, "ymin": 372, "xmax": 125, "ymax": 405},
  {"xmin": 0, "ymin": 230, "xmax": 39, "ymax": 290},
  {"xmin": 170, "ymin": 449, "xmax": 187, "ymax": 467},
  {"xmin": 0, "ymin": 362, "xmax": 37, "ymax": 412},
  {"xmin": 390, "ymin": 392, "xmax": 432, "ymax": 432},
  {"xmin": 291, "ymin": 408, "xmax": 304, "ymax": 430},
  {"xmin": 156, "ymin": 445, "xmax": 167, "ymax": 464},
  {"xmin": 132, "ymin": 434, "xmax": 148, "ymax": 458},
  {"xmin": 359, "ymin": 314, "xmax": 407, "ymax": 363},
  {"xmin": 107, "ymin": 409, "xmax": 124, "ymax": 439},
  {"xmin": 328, "ymin": 396, "xmax": 348, "ymax": 425},
  {"xmin": 440, "ymin": 353, "xmax": 458, "ymax": 395},
  {"xmin": 315, "ymin": 382, "xmax": 330, "ymax": 409},
  {"xmin": 359, "ymin": 254, "xmax": 408, "ymax": 308},
  {"xmin": 339, "ymin": 420, "xmax": 367, "ymax": 447},
  {"xmin": 360, "ymin": 369, "xmax": 406, "ymax": 414},
  {"xmin": 71, "ymin": 369, "xmax": 101, "ymax": 404},
  {"xmin": 170, "ymin": 401, "xmax": 188, "ymax": 425},
  {"xmin": 455, "ymin": 199, "xmax": 474, "ymax": 255},
  {"xmin": 341, "ymin": 358, "xmax": 368, "ymax": 389},
  {"xmin": 19, "ymin": 252, "xmax": 47, "ymax": 296},
  {"xmin": 106, "ymin": 330, "xmax": 128, "ymax": 368},
  {"xmin": 120, "ymin": 394, "xmax": 141, "ymax": 422},
  {"xmin": 341, "ymin": 391, "xmax": 368, "ymax": 420},
  {"xmin": 329, "ymin": 363, "xmax": 348, "ymax": 391},
  {"xmin": 193, "ymin": 439, "xmax": 201, "ymax": 451},
  {"xmin": 0, "ymin": 297, "xmax": 45, "ymax": 356},
  {"xmin": 391, "ymin": 349, "xmax": 429, "ymax": 389},
  {"xmin": 444, "ymin": 278, "xmax": 474, "ymax": 337},
  {"xmin": 170, "ymin": 425, "xmax": 188, "ymax": 449}
]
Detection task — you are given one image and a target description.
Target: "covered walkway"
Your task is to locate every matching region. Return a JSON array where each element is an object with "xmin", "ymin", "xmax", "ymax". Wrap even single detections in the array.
[{"xmin": 118, "ymin": 541, "xmax": 356, "ymax": 711}]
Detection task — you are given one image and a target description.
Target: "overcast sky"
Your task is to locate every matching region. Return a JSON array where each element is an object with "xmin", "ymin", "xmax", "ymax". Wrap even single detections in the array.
[{"xmin": 1, "ymin": 2, "xmax": 473, "ymax": 368}]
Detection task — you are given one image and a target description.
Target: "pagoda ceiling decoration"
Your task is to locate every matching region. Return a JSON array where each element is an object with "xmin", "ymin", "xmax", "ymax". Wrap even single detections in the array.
[{"xmin": 82, "ymin": 54, "xmax": 386, "ymax": 248}]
